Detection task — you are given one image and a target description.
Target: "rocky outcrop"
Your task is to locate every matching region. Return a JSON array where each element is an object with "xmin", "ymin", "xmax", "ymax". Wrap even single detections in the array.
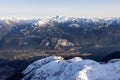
[{"xmin": 22, "ymin": 56, "xmax": 120, "ymax": 80}]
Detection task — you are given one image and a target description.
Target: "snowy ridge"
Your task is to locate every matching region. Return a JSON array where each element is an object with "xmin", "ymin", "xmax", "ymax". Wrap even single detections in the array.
[
  {"xmin": 0, "ymin": 16, "xmax": 120, "ymax": 28},
  {"xmin": 22, "ymin": 56, "xmax": 120, "ymax": 80}
]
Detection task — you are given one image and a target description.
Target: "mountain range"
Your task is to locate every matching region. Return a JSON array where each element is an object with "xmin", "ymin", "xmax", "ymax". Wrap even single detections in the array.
[
  {"xmin": 0, "ymin": 16, "xmax": 120, "ymax": 80},
  {"xmin": 0, "ymin": 16, "xmax": 120, "ymax": 60}
]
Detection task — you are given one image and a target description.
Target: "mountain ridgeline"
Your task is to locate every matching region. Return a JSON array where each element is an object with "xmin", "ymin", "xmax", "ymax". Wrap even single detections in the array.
[{"xmin": 0, "ymin": 16, "xmax": 120, "ymax": 60}]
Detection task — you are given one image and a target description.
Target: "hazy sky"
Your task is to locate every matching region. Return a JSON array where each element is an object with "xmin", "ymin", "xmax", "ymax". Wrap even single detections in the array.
[{"xmin": 0, "ymin": 0, "xmax": 120, "ymax": 19}]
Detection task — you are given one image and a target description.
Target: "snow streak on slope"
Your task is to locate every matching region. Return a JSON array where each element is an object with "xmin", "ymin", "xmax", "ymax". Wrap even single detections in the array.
[{"xmin": 22, "ymin": 56, "xmax": 120, "ymax": 80}]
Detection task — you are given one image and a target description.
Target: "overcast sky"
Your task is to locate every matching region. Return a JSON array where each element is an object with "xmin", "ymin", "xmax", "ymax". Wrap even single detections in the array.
[{"xmin": 0, "ymin": 0, "xmax": 120, "ymax": 19}]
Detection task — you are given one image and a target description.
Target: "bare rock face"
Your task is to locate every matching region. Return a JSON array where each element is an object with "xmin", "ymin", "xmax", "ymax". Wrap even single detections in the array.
[
  {"xmin": 22, "ymin": 56, "xmax": 120, "ymax": 80},
  {"xmin": 57, "ymin": 39, "xmax": 74, "ymax": 47}
]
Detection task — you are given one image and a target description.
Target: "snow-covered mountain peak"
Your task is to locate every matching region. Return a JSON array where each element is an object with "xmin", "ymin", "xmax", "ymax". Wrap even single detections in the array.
[
  {"xmin": 50, "ymin": 15, "xmax": 68, "ymax": 23},
  {"xmin": 34, "ymin": 19, "xmax": 48, "ymax": 27},
  {"xmin": 22, "ymin": 56, "xmax": 120, "ymax": 80}
]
